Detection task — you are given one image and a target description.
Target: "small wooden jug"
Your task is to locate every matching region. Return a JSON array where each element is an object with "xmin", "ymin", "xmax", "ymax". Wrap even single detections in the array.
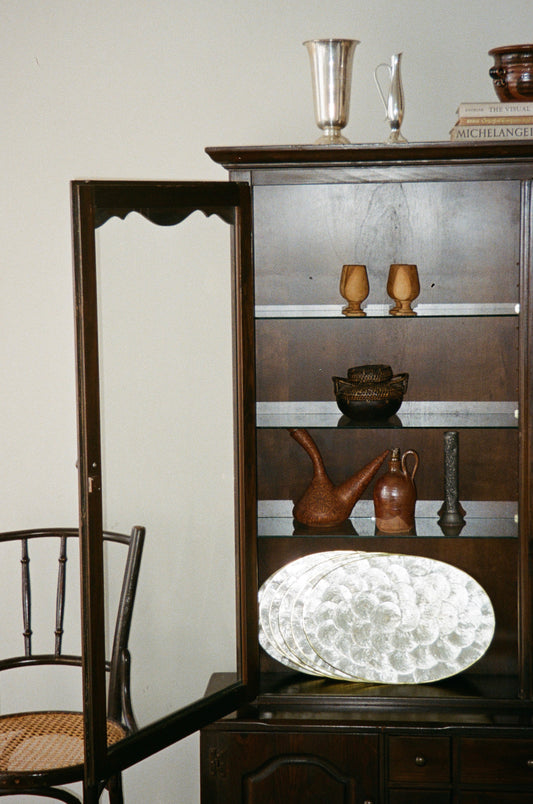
[{"xmin": 373, "ymin": 447, "xmax": 419, "ymax": 532}]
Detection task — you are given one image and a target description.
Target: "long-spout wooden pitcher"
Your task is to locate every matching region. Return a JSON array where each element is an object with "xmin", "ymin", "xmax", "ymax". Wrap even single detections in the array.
[{"xmin": 290, "ymin": 428, "xmax": 389, "ymax": 527}]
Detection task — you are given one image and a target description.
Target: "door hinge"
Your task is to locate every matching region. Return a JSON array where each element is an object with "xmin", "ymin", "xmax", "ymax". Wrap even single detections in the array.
[{"xmin": 209, "ymin": 747, "xmax": 227, "ymax": 778}]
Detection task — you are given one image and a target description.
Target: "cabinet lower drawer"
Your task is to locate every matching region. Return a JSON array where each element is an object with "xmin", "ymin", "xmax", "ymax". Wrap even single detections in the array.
[
  {"xmin": 460, "ymin": 795, "xmax": 533, "ymax": 804},
  {"xmin": 460, "ymin": 738, "xmax": 533, "ymax": 784},
  {"xmin": 388, "ymin": 736, "xmax": 451, "ymax": 783},
  {"xmin": 389, "ymin": 791, "xmax": 451, "ymax": 804}
]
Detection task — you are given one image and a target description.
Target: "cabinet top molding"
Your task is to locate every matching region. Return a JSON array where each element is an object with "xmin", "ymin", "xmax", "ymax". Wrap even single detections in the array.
[{"xmin": 206, "ymin": 141, "xmax": 533, "ymax": 170}]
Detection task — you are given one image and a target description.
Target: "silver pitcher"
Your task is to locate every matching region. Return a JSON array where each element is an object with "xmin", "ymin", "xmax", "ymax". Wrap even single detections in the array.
[
  {"xmin": 374, "ymin": 52, "xmax": 407, "ymax": 143},
  {"xmin": 304, "ymin": 39, "xmax": 359, "ymax": 144}
]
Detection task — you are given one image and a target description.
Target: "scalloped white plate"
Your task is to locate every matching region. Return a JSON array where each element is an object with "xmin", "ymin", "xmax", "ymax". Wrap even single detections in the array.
[
  {"xmin": 259, "ymin": 550, "xmax": 495, "ymax": 685},
  {"xmin": 280, "ymin": 551, "xmax": 363, "ymax": 680},
  {"xmin": 303, "ymin": 552, "xmax": 495, "ymax": 684},
  {"xmin": 259, "ymin": 551, "xmax": 349, "ymax": 675}
]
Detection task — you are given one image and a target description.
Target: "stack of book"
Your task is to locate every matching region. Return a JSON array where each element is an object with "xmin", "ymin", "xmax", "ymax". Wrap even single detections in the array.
[{"xmin": 450, "ymin": 101, "xmax": 533, "ymax": 141}]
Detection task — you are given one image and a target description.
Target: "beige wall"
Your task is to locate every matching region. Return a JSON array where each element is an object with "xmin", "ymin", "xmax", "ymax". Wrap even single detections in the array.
[{"xmin": 1, "ymin": 1, "xmax": 531, "ymax": 801}]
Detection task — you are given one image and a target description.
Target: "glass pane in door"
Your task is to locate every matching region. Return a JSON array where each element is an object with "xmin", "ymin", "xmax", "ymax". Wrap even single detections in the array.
[{"xmin": 95, "ymin": 208, "xmax": 237, "ymax": 727}]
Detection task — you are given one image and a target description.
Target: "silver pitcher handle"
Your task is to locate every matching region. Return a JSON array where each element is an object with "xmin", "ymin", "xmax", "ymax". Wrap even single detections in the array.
[{"xmin": 374, "ymin": 62, "xmax": 391, "ymax": 113}]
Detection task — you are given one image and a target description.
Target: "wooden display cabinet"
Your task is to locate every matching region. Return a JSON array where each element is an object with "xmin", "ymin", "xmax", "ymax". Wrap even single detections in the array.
[
  {"xmin": 199, "ymin": 142, "xmax": 533, "ymax": 803},
  {"xmin": 70, "ymin": 143, "xmax": 533, "ymax": 800}
]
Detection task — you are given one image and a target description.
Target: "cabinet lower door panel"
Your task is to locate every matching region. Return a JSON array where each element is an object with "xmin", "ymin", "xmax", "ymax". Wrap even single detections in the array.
[{"xmin": 201, "ymin": 730, "xmax": 379, "ymax": 804}]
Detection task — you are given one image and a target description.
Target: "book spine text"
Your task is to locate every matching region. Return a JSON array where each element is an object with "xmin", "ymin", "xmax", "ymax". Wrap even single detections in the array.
[
  {"xmin": 451, "ymin": 124, "xmax": 533, "ymax": 140},
  {"xmin": 456, "ymin": 102, "xmax": 533, "ymax": 116}
]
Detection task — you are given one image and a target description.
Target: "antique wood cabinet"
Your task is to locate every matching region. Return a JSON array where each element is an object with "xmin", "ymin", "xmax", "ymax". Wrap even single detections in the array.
[{"xmin": 199, "ymin": 142, "xmax": 533, "ymax": 803}]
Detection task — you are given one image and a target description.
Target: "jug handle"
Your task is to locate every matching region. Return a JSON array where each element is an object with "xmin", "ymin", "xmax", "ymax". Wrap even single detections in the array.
[
  {"xmin": 374, "ymin": 63, "xmax": 391, "ymax": 113},
  {"xmin": 401, "ymin": 449, "xmax": 419, "ymax": 480}
]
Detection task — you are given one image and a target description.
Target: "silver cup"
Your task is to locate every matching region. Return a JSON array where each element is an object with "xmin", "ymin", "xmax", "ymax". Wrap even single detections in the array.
[{"xmin": 304, "ymin": 38, "xmax": 360, "ymax": 144}]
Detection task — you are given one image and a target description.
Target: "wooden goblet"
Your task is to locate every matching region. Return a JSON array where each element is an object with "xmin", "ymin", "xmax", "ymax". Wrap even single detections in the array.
[
  {"xmin": 386, "ymin": 263, "xmax": 400, "ymax": 315},
  {"xmin": 340, "ymin": 264, "xmax": 369, "ymax": 317},
  {"xmin": 387, "ymin": 263, "xmax": 419, "ymax": 316}
]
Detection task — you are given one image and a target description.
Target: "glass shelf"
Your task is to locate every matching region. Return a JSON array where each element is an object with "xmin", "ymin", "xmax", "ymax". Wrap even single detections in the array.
[
  {"xmin": 256, "ymin": 401, "xmax": 518, "ymax": 430},
  {"xmin": 255, "ymin": 303, "xmax": 519, "ymax": 319},
  {"xmin": 258, "ymin": 500, "xmax": 518, "ymax": 539}
]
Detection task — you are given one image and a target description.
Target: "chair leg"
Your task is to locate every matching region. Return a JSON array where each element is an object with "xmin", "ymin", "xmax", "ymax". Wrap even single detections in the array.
[{"xmin": 106, "ymin": 773, "xmax": 124, "ymax": 804}]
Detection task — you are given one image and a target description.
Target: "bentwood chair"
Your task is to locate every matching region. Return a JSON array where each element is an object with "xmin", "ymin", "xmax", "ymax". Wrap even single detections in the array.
[{"xmin": 0, "ymin": 526, "xmax": 145, "ymax": 803}]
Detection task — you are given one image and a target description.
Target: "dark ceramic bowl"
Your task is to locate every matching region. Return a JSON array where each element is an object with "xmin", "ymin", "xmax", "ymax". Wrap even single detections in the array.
[
  {"xmin": 332, "ymin": 373, "xmax": 409, "ymax": 421},
  {"xmin": 347, "ymin": 363, "xmax": 393, "ymax": 383},
  {"xmin": 489, "ymin": 44, "xmax": 533, "ymax": 101}
]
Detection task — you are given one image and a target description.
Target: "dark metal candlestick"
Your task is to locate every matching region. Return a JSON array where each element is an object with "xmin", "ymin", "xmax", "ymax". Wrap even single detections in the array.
[{"xmin": 438, "ymin": 430, "xmax": 466, "ymax": 535}]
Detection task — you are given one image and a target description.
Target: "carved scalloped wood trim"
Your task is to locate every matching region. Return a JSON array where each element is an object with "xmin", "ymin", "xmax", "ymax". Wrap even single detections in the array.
[{"xmin": 95, "ymin": 205, "xmax": 235, "ymax": 228}]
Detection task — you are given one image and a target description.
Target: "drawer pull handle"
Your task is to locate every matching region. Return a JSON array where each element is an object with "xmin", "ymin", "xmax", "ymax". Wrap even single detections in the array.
[{"xmin": 414, "ymin": 755, "xmax": 427, "ymax": 767}]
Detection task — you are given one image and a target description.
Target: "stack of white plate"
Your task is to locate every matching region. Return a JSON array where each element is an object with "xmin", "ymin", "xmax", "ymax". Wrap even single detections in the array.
[{"xmin": 258, "ymin": 550, "xmax": 495, "ymax": 685}]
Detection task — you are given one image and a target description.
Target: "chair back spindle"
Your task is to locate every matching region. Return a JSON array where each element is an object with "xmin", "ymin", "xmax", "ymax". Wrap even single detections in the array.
[
  {"xmin": 20, "ymin": 533, "xmax": 70, "ymax": 658},
  {"xmin": 54, "ymin": 534, "xmax": 68, "ymax": 655},
  {"xmin": 21, "ymin": 537, "xmax": 32, "ymax": 656}
]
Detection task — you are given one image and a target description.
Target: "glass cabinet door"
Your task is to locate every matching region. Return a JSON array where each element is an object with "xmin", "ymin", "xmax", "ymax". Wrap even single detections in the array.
[{"xmin": 71, "ymin": 181, "xmax": 257, "ymax": 793}]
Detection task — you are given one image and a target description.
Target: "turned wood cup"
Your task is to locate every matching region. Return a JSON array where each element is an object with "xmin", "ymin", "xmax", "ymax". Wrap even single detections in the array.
[
  {"xmin": 340, "ymin": 264, "xmax": 369, "ymax": 316},
  {"xmin": 387, "ymin": 263, "xmax": 419, "ymax": 316}
]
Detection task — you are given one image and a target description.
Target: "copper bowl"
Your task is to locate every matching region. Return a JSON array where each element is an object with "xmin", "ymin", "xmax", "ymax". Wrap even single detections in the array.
[
  {"xmin": 332, "ymin": 372, "xmax": 409, "ymax": 421},
  {"xmin": 489, "ymin": 44, "xmax": 533, "ymax": 101}
]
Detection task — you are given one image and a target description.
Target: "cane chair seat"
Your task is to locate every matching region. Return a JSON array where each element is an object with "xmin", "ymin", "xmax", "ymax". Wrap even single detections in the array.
[{"xmin": 0, "ymin": 712, "xmax": 126, "ymax": 773}]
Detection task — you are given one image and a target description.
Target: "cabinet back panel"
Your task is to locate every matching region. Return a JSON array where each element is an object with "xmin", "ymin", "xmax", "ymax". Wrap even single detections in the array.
[
  {"xmin": 256, "ymin": 318, "xmax": 518, "ymax": 402},
  {"xmin": 253, "ymin": 181, "xmax": 520, "ymax": 306},
  {"xmin": 257, "ymin": 429, "xmax": 518, "ymax": 502}
]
